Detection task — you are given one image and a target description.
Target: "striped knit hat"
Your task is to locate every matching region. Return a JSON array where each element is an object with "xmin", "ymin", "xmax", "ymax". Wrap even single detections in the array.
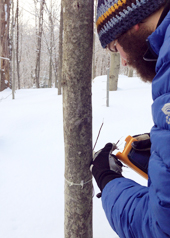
[{"xmin": 97, "ymin": 0, "xmax": 166, "ymax": 48}]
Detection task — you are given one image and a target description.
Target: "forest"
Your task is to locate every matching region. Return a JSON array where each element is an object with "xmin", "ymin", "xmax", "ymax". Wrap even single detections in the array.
[
  {"xmin": 0, "ymin": 0, "xmax": 131, "ymax": 95},
  {"xmin": 0, "ymin": 1, "xmax": 135, "ymax": 238}
]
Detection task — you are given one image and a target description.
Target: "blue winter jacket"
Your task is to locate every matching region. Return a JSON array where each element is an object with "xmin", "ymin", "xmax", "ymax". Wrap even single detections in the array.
[{"xmin": 102, "ymin": 11, "xmax": 170, "ymax": 238}]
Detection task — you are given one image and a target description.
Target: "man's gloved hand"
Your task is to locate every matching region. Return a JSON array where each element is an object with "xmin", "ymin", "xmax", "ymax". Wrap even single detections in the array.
[
  {"xmin": 132, "ymin": 133, "xmax": 151, "ymax": 151},
  {"xmin": 90, "ymin": 143, "xmax": 123, "ymax": 197},
  {"xmin": 129, "ymin": 133, "xmax": 151, "ymax": 174}
]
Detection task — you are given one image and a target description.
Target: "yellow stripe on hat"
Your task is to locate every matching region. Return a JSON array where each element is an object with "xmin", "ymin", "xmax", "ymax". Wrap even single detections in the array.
[{"xmin": 96, "ymin": 0, "xmax": 127, "ymax": 28}]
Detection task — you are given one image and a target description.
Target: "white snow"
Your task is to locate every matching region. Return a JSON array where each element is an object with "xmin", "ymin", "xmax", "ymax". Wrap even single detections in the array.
[
  {"xmin": 0, "ymin": 74, "xmax": 153, "ymax": 238},
  {"xmin": 4, "ymin": 4, "xmax": 8, "ymax": 22}
]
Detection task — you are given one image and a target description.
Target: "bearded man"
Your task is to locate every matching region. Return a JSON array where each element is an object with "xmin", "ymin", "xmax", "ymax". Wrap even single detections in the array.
[{"xmin": 90, "ymin": 0, "xmax": 170, "ymax": 237}]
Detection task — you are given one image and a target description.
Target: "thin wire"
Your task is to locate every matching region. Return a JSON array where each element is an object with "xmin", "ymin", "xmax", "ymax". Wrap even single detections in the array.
[
  {"xmin": 93, "ymin": 121, "xmax": 104, "ymax": 151},
  {"xmin": 65, "ymin": 177, "xmax": 92, "ymax": 189}
]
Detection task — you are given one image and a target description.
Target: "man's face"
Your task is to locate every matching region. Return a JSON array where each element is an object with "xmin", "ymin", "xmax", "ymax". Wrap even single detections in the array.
[{"xmin": 116, "ymin": 26, "xmax": 156, "ymax": 82}]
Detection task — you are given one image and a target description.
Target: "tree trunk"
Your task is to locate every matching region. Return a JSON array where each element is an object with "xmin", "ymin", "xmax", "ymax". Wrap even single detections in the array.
[
  {"xmin": 12, "ymin": 0, "xmax": 15, "ymax": 99},
  {"xmin": 48, "ymin": 0, "xmax": 53, "ymax": 88},
  {"xmin": 16, "ymin": 0, "xmax": 20, "ymax": 89},
  {"xmin": 54, "ymin": 51, "xmax": 58, "ymax": 88},
  {"xmin": 0, "ymin": 1, "xmax": 2, "ymax": 89},
  {"xmin": 109, "ymin": 52, "xmax": 120, "ymax": 91},
  {"xmin": 92, "ymin": 29, "xmax": 96, "ymax": 80},
  {"xmin": 58, "ymin": 3, "xmax": 63, "ymax": 95},
  {"xmin": 0, "ymin": 0, "xmax": 10, "ymax": 91},
  {"xmin": 62, "ymin": 0, "xmax": 93, "ymax": 237},
  {"xmin": 35, "ymin": 0, "xmax": 45, "ymax": 88},
  {"xmin": 92, "ymin": 0, "xmax": 97, "ymax": 80},
  {"xmin": 128, "ymin": 67, "xmax": 133, "ymax": 77},
  {"xmin": 48, "ymin": 55, "xmax": 52, "ymax": 88}
]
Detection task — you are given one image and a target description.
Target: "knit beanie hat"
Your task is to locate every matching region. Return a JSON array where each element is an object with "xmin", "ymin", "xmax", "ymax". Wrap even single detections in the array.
[{"xmin": 97, "ymin": 0, "xmax": 166, "ymax": 48}]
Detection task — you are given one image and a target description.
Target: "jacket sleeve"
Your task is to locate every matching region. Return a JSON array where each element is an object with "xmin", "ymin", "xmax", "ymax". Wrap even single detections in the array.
[
  {"xmin": 102, "ymin": 178, "xmax": 151, "ymax": 238},
  {"xmin": 102, "ymin": 167, "xmax": 170, "ymax": 238}
]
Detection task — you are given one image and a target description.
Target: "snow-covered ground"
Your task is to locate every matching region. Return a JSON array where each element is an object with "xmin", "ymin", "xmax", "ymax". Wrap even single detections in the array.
[{"xmin": 0, "ymin": 75, "xmax": 153, "ymax": 238}]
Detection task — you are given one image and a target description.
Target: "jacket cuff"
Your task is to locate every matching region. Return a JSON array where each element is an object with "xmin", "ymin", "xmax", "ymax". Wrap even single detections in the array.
[{"xmin": 92, "ymin": 166, "xmax": 123, "ymax": 191}]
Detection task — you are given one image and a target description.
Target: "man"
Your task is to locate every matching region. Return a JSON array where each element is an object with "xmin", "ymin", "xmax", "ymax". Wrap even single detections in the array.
[{"xmin": 90, "ymin": 0, "xmax": 170, "ymax": 237}]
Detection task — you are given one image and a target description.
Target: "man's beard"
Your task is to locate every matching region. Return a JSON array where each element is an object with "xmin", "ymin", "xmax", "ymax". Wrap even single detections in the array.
[{"xmin": 118, "ymin": 27, "xmax": 156, "ymax": 83}]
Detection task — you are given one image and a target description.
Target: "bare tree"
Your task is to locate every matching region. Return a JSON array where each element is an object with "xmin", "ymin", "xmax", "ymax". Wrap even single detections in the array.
[
  {"xmin": 42, "ymin": 0, "xmax": 60, "ymax": 88},
  {"xmin": 34, "ymin": 0, "xmax": 45, "ymax": 88},
  {"xmin": 47, "ymin": 0, "xmax": 53, "ymax": 88},
  {"xmin": 11, "ymin": 0, "xmax": 15, "ymax": 99},
  {"xmin": 16, "ymin": 0, "xmax": 20, "ymax": 89},
  {"xmin": 128, "ymin": 66, "xmax": 133, "ymax": 77},
  {"xmin": 11, "ymin": 0, "xmax": 60, "ymax": 89},
  {"xmin": 109, "ymin": 52, "xmax": 120, "ymax": 91},
  {"xmin": 94, "ymin": 36, "xmax": 110, "ymax": 77},
  {"xmin": 53, "ymin": 32, "xmax": 58, "ymax": 89},
  {"xmin": 58, "ymin": 2, "xmax": 63, "ymax": 95},
  {"xmin": 0, "ymin": 0, "xmax": 10, "ymax": 91},
  {"xmin": 62, "ymin": 0, "xmax": 93, "ymax": 237}
]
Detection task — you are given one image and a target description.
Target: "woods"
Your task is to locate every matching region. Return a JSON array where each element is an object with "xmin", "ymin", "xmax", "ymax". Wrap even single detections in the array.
[
  {"xmin": 0, "ymin": 0, "xmax": 131, "ymax": 93},
  {"xmin": 0, "ymin": 0, "xmax": 134, "ymax": 237},
  {"xmin": 0, "ymin": 0, "xmax": 61, "ymax": 91}
]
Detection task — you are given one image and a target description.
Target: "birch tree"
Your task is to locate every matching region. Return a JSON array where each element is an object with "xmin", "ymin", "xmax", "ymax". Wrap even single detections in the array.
[
  {"xmin": 34, "ymin": 0, "xmax": 45, "ymax": 88},
  {"xmin": 41, "ymin": 0, "xmax": 59, "ymax": 88},
  {"xmin": 128, "ymin": 66, "xmax": 133, "ymax": 77},
  {"xmin": 51, "ymin": 4, "xmax": 60, "ymax": 89},
  {"xmin": 109, "ymin": 52, "xmax": 120, "ymax": 91},
  {"xmin": 62, "ymin": 0, "xmax": 93, "ymax": 237},
  {"xmin": 16, "ymin": 0, "xmax": 20, "ymax": 89},
  {"xmin": 58, "ymin": 2, "xmax": 63, "ymax": 95},
  {"xmin": 47, "ymin": 0, "xmax": 53, "ymax": 88},
  {"xmin": 0, "ymin": 0, "xmax": 10, "ymax": 91}
]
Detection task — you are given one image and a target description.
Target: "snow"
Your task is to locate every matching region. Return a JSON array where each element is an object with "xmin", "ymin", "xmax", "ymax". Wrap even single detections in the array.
[
  {"xmin": 0, "ymin": 74, "xmax": 153, "ymax": 238},
  {"xmin": 4, "ymin": 4, "xmax": 8, "ymax": 22},
  {"xmin": 0, "ymin": 57, "xmax": 10, "ymax": 61}
]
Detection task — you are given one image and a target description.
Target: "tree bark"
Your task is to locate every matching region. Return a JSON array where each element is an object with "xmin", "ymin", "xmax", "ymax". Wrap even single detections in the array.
[
  {"xmin": 0, "ymin": 1, "xmax": 2, "ymax": 89},
  {"xmin": 16, "ymin": 0, "xmax": 20, "ymax": 89},
  {"xmin": 62, "ymin": 0, "xmax": 93, "ymax": 237},
  {"xmin": 35, "ymin": 0, "xmax": 45, "ymax": 88},
  {"xmin": 0, "ymin": 0, "xmax": 10, "ymax": 91},
  {"xmin": 92, "ymin": 0, "xmax": 97, "ymax": 80},
  {"xmin": 48, "ymin": 0, "xmax": 53, "ymax": 88},
  {"xmin": 12, "ymin": 0, "xmax": 15, "ymax": 99},
  {"xmin": 128, "ymin": 67, "xmax": 133, "ymax": 77},
  {"xmin": 92, "ymin": 28, "xmax": 96, "ymax": 80},
  {"xmin": 58, "ymin": 3, "xmax": 63, "ymax": 95},
  {"xmin": 109, "ymin": 52, "xmax": 120, "ymax": 91}
]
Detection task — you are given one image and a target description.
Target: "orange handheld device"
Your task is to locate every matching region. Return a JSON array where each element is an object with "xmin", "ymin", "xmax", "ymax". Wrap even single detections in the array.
[{"xmin": 116, "ymin": 136, "xmax": 148, "ymax": 180}]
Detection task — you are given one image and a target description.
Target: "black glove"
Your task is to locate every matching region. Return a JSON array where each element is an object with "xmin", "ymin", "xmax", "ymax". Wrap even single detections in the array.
[
  {"xmin": 90, "ymin": 143, "xmax": 123, "ymax": 197},
  {"xmin": 132, "ymin": 133, "xmax": 151, "ymax": 151},
  {"xmin": 129, "ymin": 133, "xmax": 151, "ymax": 174}
]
